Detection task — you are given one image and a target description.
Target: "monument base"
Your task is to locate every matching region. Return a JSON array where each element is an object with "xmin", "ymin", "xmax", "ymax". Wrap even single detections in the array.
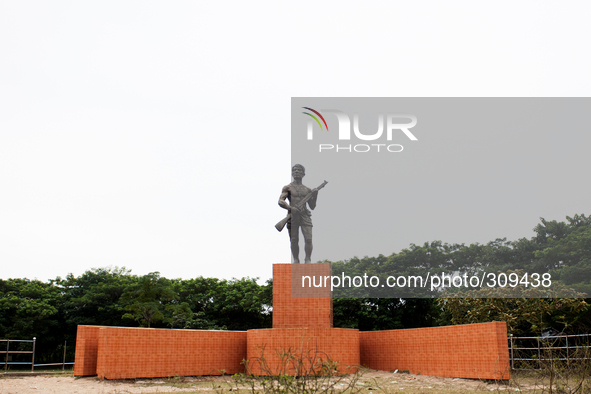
[
  {"xmin": 73, "ymin": 263, "xmax": 510, "ymax": 380},
  {"xmin": 247, "ymin": 328, "xmax": 359, "ymax": 375},
  {"xmin": 272, "ymin": 263, "xmax": 333, "ymax": 329}
]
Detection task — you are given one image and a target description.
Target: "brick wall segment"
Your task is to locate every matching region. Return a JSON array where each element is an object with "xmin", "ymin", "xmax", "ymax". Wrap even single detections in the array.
[
  {"xmin": 247, "ymin": 328, "xmax": 360, "ymax": 376},
  {"xmin": 272, "ymin": 263, "xmax": 333, "ymax": 329},
  {"xmin": 73, "ymin": 325, "xmax": 101, "ymax": 376},
  {"xmin": 86, "ymin": 326, "xmax": 247, "ymax": 379},
  {"xmin": 360, "ymin": 322, "xmax": 510, "ymax": 380}
]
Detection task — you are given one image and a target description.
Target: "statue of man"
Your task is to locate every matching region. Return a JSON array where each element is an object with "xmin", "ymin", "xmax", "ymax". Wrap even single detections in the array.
[{"xmin": 278, "ymin": 164, "xmax": 318, "ymax": 264}]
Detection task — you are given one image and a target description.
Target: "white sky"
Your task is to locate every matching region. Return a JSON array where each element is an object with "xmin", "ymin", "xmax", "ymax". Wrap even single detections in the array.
[{"xmin": 1, "ymin": 1, "xmax": 590, "ymax": 282}]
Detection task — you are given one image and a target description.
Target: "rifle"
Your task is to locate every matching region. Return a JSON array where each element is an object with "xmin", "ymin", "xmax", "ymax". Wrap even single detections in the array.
[{"xmin": 275, "ymin": 181, "xmax": 328, "ymax": 232}]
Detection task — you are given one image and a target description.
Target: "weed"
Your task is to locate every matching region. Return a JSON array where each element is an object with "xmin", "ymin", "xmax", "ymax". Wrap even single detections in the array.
[
  {"xmin": 213, "ymin": 344, "xmax": 365, "ymax": 394},
  {"xmin": 510, "ymin": 335, "xmax": 591, "ymax": 393}
]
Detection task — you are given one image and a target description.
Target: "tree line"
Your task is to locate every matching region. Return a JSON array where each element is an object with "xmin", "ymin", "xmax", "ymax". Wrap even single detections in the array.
[
  {"xmin": 0, "ymin": 272, "xmax": 273, "ymax": 364},
  {"xmin": 330, "ymin": 214, "xmax": 591, "ymax": 334},
  {"xmin": 1, "ymin": 214, "xmax": 590, "ymax": 364}
]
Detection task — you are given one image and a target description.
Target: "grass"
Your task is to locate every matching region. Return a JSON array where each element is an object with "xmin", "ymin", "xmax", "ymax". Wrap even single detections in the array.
[{"xmin": 0, "ymin": 367, "xmax": 74, "ymax": 376}]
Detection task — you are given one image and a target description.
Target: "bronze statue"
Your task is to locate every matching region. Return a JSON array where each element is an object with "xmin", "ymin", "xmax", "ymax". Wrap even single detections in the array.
[{"xmin": 276, "ymin": 164, "xmax": 327, "ymax": 264}]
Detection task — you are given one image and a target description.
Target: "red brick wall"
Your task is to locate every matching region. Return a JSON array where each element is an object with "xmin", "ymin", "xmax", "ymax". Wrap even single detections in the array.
[
  {"xmin": 272, "ymin": 263, "xmax": 333, "ymax": 329},
  {"xmin": 247, "ymin": 328, "xmax": 359, "ymax": 375},
  {"xmin": 74, "ymin": 325, "xmax": 102, "ymax": 376},
  {"xmin": 360, "ymin": 322, "xmax": 510, "ymax": 380},
  {"xmin": 75, "ymin": 326, "xmax": 247, "ymax": 379}
]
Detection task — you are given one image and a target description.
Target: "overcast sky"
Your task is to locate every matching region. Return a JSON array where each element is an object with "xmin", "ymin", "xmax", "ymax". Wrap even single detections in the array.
[{"xmin": 1, "ymin": 1, "xmax": 590, "ymax": 283}]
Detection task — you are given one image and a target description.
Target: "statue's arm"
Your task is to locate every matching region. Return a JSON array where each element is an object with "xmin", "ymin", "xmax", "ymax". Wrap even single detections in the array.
[{"xmin": 278, "ymin": 185, "xmax": 292, "ymax": 211}]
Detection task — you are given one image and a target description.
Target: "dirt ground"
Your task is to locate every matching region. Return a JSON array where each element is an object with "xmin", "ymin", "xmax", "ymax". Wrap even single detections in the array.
[{"xmin": 0, "ymin": 370, "xmax": 523, "ymax": 394}]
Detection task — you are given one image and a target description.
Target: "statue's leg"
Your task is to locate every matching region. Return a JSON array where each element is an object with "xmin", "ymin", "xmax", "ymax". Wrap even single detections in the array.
[
  {"xmin": 302, "ymin": 225, "xmax": 313, "ymax": 264},
  {"xmin": 289, "ymin": 222, "xmax": 300, "ymax": 264}
]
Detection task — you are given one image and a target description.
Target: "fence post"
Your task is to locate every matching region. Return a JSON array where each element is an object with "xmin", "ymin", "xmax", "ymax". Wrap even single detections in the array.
[
  {"xmin": 565, "ymin": 336, "xmax": 569, "ymax": 367},
  {"xmin": 62, "ymin": 341, "xmax": 67, "ymax": 372},
  {"xmin": 4, "ymin": 340, "xmax": 9, "ymax": 373},
  {"xmin": 537, "ymin": 337, "xmax": 541, "ymax": 370},
  {"xmin": 31, "ymin": 337, "xmax": 36, "ymax": 372},
  {"xmin": 509, "ymin": 334, "xmax": 514, "ymax": 370}
]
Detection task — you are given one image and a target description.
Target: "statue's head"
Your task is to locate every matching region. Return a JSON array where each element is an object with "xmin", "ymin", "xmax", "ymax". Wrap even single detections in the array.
[{"xmin": 292, "ymin": 164, "xmax": 305, "ymax": 178}]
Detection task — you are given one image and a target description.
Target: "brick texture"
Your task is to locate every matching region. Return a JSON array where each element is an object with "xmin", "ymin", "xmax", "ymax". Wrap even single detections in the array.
[
  {"xmin": 73, "ymin": 325, "xmax": 101, "ymax": 376},
  {"xmin": 75, "ymin": 326, "xmax": 247, "ymax": 379},
  {"xmin": 272, "ymin": 263, "xmax": 333, "ymax": 329},
  {"xmin": 247, "ymin": 328, "xmax": 359, "ymax": 375},
  {"xmin": 360, "ymin": 322, "xmax": 510, "ymax": 380}
]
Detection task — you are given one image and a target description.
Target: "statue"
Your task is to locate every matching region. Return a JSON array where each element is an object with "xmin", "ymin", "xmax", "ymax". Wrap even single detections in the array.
[{"xmin": 276, "ymin": 164, "xmax": 327, "ymax": 264}]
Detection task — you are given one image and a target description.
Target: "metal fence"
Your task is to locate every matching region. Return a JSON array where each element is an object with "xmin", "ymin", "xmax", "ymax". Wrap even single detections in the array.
[
  {"xmin": 4, "ymin": 334, "xmax": 591, "ymax": 373},
  {"xmin": 509, "ymin": 333, "xmax": 591, "ymax": 370},
  {"xmin": 1, "ymin": 338, "xmax": 74, "ymax": 373}
]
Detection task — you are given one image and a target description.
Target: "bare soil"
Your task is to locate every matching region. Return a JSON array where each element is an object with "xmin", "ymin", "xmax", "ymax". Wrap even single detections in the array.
[{"xmin": 0, "ymin": 370, "xmax": 523, "ymax": 394}]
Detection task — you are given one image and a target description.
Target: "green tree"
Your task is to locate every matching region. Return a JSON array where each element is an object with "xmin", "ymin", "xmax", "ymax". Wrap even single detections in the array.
[
  {"xmin": 333, "ymin": 298, "xmax": 439, "ymax": 331},
  {"xmin": 537, "ymin": 224, "xmax": 591, "ymax": 295},
  {"xmin": 164, "ymin": 300, "xmax": 194, "ymax": 329},
  {"xmin": 0, "ymin": 278, "xmax": 63, "ymax": 363},
  {"xmin": 174, "ymin": 276, "xmax": 271, "ymax": 330},
  {"xmin": 0, "ymin": 278, "xmax": 60, "ymax": 339},
  {"xmin": 120, "ymin": 272, "xmax": 177, "ymax": 328},
  {"xmin": 58, "ymin": 266, "xmax": 136, "ymax": 328},
  {"xmin": 438, "ymin": 281, "xmax": 589, "ymax": 335}
]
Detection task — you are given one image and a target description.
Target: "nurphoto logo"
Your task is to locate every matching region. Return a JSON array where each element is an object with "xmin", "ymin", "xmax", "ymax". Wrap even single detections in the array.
[{"xmin": 301, "ymin": 107, "xmax": 418, "ymax": 153}]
